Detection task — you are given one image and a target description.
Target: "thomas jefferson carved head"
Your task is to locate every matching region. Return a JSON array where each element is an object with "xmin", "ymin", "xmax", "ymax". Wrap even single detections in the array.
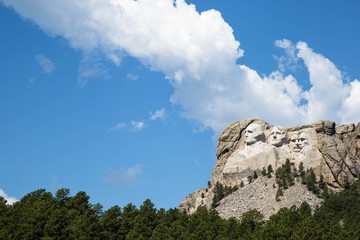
[
  {"xmin": 269, "ymin": 126, "xmax": 287, "ymax": 147},
  {"xmin": 244, "ymin": 123, "xmax": 265, "ymax": 145}
]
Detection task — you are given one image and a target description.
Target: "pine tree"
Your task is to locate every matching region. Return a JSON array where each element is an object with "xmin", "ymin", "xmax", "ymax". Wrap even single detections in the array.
[
  {"xmin": 215, "ymin": 182, "xmax": 224, "ymax": 199},
  {"xmin": 282, "ymin": 177, "xmax": 288, "ymax": 189},
  {"xmin": 101, "ymin": 205, "xmax": 122, "ymax": 238},
  {"xmin": 319, "ymin": 175, "xmax": 325, "ymax": 189},
  {"xmin": 267, "ymin": 164, "xmax": 273, "ymax": 178},
  {"xmin": 300, "ymin": 162, "xmax": 306, "ymax": 184},
  {"xmin": 301, "ymin": 175, "xmax": 306, "ymax": 185},
  {"xmin": 306, "ymin": 168, "xmax": 317, "ymax": 193},
  {"xmin": 253, "ymin": 171, "xmax": 258, "ymax": 179},
  {"xmin": 289, "ymin": 175, "xmax": 295, "ymax": 186},
  {"xmin": 211, "ymin": 195, "xmax": 220, "ymax": 208},
  {"xmin": 261, "ymin": 167, "xmax": 267, "ymax": 176},
  {"xmin": 321, "ymin": 184, "xmax": 329, "ymax": 199},
  {"xmin": 299, "ymin": 202, "xmax": 312, "ymax": 216},
  {"xmin": 293, "ymin": 167, "xmax": 298, "ymax": 177},
  {"xmin": 276, "ymin": 188, "xmax": 283, "ymax": 201},
  {"xmin": 298, "ymin": 162, "xmax": 305, "ymax": 177},
  {"xmin": 247, "ymin": 175, "xmax": 253, "ymax": 183},
  {"xmin": 284, "ymin": 159, "xmax": 291, "ymax": 175},
  {"xmin": 211, "ymin": 182, "xmax": 226, "ymax": 208}
]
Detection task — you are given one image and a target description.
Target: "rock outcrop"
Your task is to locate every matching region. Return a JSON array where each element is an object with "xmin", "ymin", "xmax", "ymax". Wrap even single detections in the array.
[
  {"xmin": 179, "ymin": 119, "xmax": 360, "ymax": 215},
  {"xmin": 216, "ymin": 176, "xmax": 323, "ymax": 220}
]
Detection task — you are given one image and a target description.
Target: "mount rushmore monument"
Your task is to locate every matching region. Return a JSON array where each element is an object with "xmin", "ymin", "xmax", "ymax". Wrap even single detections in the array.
[{"xmin": 180, "ymin": 119, "xmax": 360, "ymax": 214}]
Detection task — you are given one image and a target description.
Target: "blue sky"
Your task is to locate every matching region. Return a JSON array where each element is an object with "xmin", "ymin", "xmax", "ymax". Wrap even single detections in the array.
[{"xmin": 1, "ymin": 0, "xmax": 359, "ymax": 209}]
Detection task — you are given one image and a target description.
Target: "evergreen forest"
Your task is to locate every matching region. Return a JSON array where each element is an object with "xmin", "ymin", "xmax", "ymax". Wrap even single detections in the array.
[{"xmin": 0, "ymin": 180, "xmax": 360, "ymax": 239}]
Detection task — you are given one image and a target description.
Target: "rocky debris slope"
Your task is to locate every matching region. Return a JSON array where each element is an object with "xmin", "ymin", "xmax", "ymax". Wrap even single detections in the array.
[
  {"xmin": 180, "ymin": 119, "xmax": 360, "ymax": 215},
  {"xmin": 216, "ymin": 176, "xmax": 322, "ymax": 220}
]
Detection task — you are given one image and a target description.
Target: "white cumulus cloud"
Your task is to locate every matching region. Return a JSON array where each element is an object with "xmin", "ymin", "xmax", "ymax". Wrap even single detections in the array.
[
  {"xmin": 339, "ymin": 80, "xmax": 360, "ymax": 123},
  {"xmin": 35, "ymin": 54, "xmax": 55, "ymax": 73},
  {"xmin": 296, "ymin": 41, "xmax": 352, "ymax": 123},
  {"xmin": 2, "ymin": 0, "xmax": 359, "ymax": 133},
  {"xmin": 0, "ymin": 189, "xmax": 18, "ymax": 205}
]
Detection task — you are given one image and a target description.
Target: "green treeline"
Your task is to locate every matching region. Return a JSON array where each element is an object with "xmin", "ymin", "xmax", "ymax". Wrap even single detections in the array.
[
  {"xmin": 1, "ymin": 181, "xmax": 360, "ymax": 239},
  {"xmin": 212, "ymin": 182, "xmax": 238, "ymax": 208},
  {"xmin": 273, "ymin": 160, "xmax": 330, "ymax": 201}
]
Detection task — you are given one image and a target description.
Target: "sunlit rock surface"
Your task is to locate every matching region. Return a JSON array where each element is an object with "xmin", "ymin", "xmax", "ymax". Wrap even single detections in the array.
[{"xmin": 180, "ymin": 119, "xmax": 360, "ymax": 214}]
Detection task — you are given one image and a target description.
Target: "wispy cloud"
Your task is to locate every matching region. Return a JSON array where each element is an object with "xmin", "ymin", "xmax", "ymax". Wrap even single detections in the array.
[
  {"xmin": 107, "ymin": 108, "xmax": 165, "ymax": 133},
  {"xmin": 108, "ymin": 54, "xmax": 121, "ymax": 66},
  {"xmin": 126, "ymin": 73, "xmax": 138, "ymax": 81},
  {"xmin": 104, "ymin": 164, "xmax": 143, "ymax": 185},
  {"xmin": 35, "ymin": 54, "xmax": 55, "ymax": 73},
  {"xmin": 29, "ymin": 76, "xmax": 35, "ymax": 83},
  {"xmin": 106, "ymin": 122, "xmax": 127, "ymax": 133},
  {"xmin": 149, "ymin": 108, "xmax": 165, "ymax": 121},
  {"xmin": 49, "ymin": 175, "xmax": 61, "ymax": 194},
  {"xmin": 194, "ymin": 159, "xmax": 202, "ymax": 168},
  {"xmin": 77, "ymin": 54, "xmax": 109, "ymax": 87},
  {"xmin": 131, "ymin": 121, "xmax": 144, "ymax": 131},
  {"xmin": 274, "ymin": 39, "xmax": 299, "ymax": 72},
  {"xmin": 106, "ymin": 121, "xmax": 146, "ymax": 132},
  {"xmin": 0, "ymin": 189, "xmax": 18, "ymax": 205}
]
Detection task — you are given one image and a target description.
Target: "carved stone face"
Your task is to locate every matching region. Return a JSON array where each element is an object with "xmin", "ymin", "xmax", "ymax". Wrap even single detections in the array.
[
  {"xmin": 290, "ymin": 132, "xmax": 308, "ymax": 153},
  {"xmin": 269, "ymin": 126, "xmax": 287, "ymax": 147},
  {"xmin": 244, "ymin": 123, "xmax": 265, "ymax": 145}
]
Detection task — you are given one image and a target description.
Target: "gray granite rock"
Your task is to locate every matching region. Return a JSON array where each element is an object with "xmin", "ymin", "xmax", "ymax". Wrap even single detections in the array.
[
  {"xmin": 216, "ymin": 177, "xmax": 322, "ymax": 220},
  {"xmin": 180, "ymin": 119, "xmax": 360, "ymax": 215}
]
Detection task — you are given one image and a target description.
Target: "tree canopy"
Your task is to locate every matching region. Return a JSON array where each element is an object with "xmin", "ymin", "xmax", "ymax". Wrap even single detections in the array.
[{"xmin": 0, "ymin": 180, "xmax": 359, "ymax": 239}]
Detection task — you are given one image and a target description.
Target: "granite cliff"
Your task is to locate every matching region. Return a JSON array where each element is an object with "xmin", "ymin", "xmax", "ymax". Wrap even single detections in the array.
[{"xmin": 180, "ymin": 119, "xmax": 360, "ymax": 216}]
